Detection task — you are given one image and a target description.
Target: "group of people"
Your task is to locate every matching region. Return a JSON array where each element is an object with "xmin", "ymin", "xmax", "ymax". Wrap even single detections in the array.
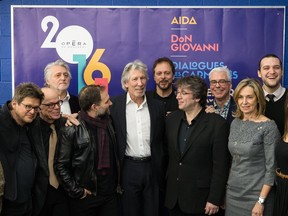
[{"xmin": 0, "ymin": 54, "xmax": 286, "ymax": 216}]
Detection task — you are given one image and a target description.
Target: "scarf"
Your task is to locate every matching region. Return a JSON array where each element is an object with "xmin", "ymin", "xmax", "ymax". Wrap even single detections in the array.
[{"xmin": 79, "ymin": 111, "xmax": 111, "ymax": 175}]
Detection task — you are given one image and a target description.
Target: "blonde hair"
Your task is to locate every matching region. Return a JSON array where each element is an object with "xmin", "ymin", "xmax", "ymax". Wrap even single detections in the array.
[{"xmin": 233, "ymin": 78, "xmax": 266, "ymax": 119}]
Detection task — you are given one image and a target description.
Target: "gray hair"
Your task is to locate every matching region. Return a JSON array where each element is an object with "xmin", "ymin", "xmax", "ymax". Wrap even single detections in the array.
[
  {"xmin": 121, "ymin": 60, "xmax": 149, "ymax": 91},
  {"xmin": 209, "ymin": 66, "xmax": 231, "ymax": 81},
  {"xmin": 44, "ymin": 59, "xmax": 71, "ymax": 86}
]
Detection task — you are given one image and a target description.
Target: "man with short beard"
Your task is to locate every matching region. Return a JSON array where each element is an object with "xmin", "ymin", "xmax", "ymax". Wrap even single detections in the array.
[
  {"xmin": 146, "ymin": 57, "xmax": 178, "ymax": 115},
  {"xmin": 258, "ymin": 54, "xmax": 287, "ymax": 135},
  {"xmin": 54, "ymin": 85, "xmax": 121, "ymax": 216}
]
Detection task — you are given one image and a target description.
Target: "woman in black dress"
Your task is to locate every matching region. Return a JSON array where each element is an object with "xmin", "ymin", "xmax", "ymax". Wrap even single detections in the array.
[{"xmin": 274, "ymin": 94, "xmax": 288, "ymax": 216}]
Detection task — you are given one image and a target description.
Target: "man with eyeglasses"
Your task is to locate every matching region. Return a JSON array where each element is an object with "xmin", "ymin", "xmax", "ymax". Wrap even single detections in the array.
[
  {"xmin": 31, "ymin": 87, "xmax": 69, "ymax": 216},
  {"xmin": 165, "ymin": 76, "xmax": 230, "ymax": 216},
  {"xmin": 0, "ymin": 82, "xmax": 44, "ymax": 215},
  {"xmin": 206, "ymin": 66, "xmax": 236, "ymax": 125}
]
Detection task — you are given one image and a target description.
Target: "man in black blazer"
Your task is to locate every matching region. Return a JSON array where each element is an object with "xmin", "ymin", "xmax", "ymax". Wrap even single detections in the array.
[
  {"xmin": 206, "ymin": 66, "xmax": 236, "ymax": 125},
  {"xmin": 165, "ymin": 76, "xmax": 230, "ymax": 216},
  {"xmin": 110, "ymin": 60, "xmax": 166, "ymax": 216}
]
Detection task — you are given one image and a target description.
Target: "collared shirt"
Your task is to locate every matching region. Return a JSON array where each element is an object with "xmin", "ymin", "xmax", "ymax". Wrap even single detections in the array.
[
  {"xmin": 263, "ymin": 85, "xmax": 286, "ymax": 102},
  {"xmin": 125, "ymin": 93, "xmax": 151, "ymax": 157},
  {"xmin": 60, "ymin": 91, "xmax": 72, "ymax": 115},
  {"xmin": 178, "ymin": 109, "xmax": 202, "ymax": 155},
  {"xmin": 213, "ymin": 97, "xmax": 231, "ymax": 120}
]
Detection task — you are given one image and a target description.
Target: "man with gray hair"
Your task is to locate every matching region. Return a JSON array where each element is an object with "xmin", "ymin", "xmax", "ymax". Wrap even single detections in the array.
[
  {"xmin": 206, "ymin": 66, "xmax": 236, "ymax": 124},
  {"xmin": 110, "ymin": 60, "xmax": 166, "ymax": 216},
  {"xmin": 44, "ymin": 59, "xmax": 80, "ymax": 115}
]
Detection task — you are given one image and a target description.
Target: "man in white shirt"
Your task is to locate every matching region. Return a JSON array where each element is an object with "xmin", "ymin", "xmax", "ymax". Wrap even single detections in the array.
[{"xmin": 110, "ymin": 60, "xmax": 166, "ymax": 216}]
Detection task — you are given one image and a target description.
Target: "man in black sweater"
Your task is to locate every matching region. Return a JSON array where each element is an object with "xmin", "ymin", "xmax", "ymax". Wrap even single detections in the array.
[{"xmin": 258, "ymin": 54, "xmax": 287, "ymax": 136}]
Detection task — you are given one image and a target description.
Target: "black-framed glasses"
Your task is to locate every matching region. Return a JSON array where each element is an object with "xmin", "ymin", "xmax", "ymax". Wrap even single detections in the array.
[
  {"xmin": 21, "ymin": 103, "xmax": 41, "ymax": 112},
  {"xmin": 175, "ymin": 91, "xmax": 193, "ymax": 96},
  {"xmin": 210, "ymin": 79, "xmax": 230, "ymax": 86},
  {"xmin": 41, "ymin": 100, "xmax": 63, "ymax": 109}
]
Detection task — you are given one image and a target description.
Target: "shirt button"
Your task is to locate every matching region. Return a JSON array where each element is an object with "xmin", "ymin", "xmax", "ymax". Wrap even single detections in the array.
[{"xmin": 179, "ymin": 163, "xmax": 182, "ymax": 166}]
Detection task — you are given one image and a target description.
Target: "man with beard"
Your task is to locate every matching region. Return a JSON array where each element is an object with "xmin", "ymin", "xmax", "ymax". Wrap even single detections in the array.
[
  {"xmin": 44, "ymin": 59, "xmax": 80, "ymax": 115},
  {"xmin": 146, "ymin": 57, "xmax": 178, "ymax": 115},
  {"xmin": 54, "ymin": 85, "xmax": 121, "ymax": 216},
  {"xmin": 258, "ymin": 54, "xmax": 287, "ymax": 135},
  {"xmin": 206, "ymin": 66, "xmax": 236, "ymax": 125}
]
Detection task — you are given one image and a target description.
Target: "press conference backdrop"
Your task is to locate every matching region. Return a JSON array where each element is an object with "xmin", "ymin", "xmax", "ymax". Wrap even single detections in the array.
[{"xmin": 12, "ymin": 6, "xmax": 285, "ymax": 100}]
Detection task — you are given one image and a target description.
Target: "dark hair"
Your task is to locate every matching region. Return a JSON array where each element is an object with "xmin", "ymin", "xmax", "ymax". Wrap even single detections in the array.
[
  {"xmin": 13, "ymin": 82, "xmax": 44, "ymax": 104},
  {"xmin": 78, "ymin": 85, "xmax": 106, "ymax": 112},
  {"xmin": 258, "ymin": 54, "xmax": 282, "ymax": 70},
  {"xmin": 152, "ymin": 57, "xmax": 175, "ymax": 75},
  {"xmin": 175, "ymin": 76, "xmax": 207, "ymax": 107}
]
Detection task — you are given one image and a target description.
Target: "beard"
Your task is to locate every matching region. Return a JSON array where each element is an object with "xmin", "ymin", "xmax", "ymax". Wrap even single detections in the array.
[{"xmin": 157, "ymin": 80, "xmax": 172, "ymax": 91}]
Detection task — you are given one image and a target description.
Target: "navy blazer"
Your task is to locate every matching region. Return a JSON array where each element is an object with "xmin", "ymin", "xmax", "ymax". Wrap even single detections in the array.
[
  {"xmin": 165, "ymin": 109, "xmax": 230, "ymax": 214},
  {"xmin": 110, "ymin": 93, "xmax": 166, "ymax": 185}
]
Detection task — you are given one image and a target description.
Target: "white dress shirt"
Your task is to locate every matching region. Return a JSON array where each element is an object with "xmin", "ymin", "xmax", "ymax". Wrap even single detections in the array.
[{"xmin": 125, "ymin": 93, "xmax": 151, "ymax": 157}]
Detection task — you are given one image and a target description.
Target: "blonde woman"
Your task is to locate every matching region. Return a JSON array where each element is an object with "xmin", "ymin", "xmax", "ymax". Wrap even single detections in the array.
[{"xmin": 225, "ymin": 78, "xmax": 280, "ymax": 216}]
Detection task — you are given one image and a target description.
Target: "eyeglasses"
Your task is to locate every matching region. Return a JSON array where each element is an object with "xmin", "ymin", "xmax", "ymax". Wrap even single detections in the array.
[
  {"xmin": 21, "ymin": 103, "xmax": 41, "ymax": 112},
  {"xmin": 175, "ymin": 91, "xmax": 193, "ymax": 96},
  {"xmin": 41, "ymin": 100, "xmax": 63, "ymax": 109},
  {"xmin": 210, "ymin": 79, "xmax": 230, "ymax": 86}
]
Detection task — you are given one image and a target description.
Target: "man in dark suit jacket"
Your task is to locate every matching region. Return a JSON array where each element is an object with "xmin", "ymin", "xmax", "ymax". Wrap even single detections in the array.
[
  {"xmin": 110, "ymin": 60, "xmax": 166, "ymax": 216},
  {"xmin": 206, "ymin": 66, "xmax": 236, "ymax": 125},
  {"xmin": 165, "ymin": 76, "xmax": 230, "ymax": 216}
]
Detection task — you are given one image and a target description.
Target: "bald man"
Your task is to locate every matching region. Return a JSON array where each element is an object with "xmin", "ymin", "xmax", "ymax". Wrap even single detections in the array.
[{"xmin": 31, "ymin": 87, "xmax": 69, "ymax": 216}]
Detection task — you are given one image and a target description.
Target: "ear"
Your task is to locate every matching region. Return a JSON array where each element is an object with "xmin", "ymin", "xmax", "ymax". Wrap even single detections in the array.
[{"xmin": 257, "ymin": 70, "xmax": 262, "ymax": 78}]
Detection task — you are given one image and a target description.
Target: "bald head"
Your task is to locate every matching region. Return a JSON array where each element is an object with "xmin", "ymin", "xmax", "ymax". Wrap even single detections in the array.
[{"xmin": 40, "ymin": 87, "xmax": 62, "ymax": 123}]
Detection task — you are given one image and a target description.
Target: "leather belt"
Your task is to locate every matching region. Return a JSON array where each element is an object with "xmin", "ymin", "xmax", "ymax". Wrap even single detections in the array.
[{"xmin": 125, "ymin": 156, "xmax": 151, "ymax": 162}]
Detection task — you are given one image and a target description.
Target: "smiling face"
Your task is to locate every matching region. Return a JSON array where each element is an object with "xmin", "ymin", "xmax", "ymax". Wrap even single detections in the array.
[
  {"xmin": 40, "ymin": 88, "xmax": 61, "ymax": 123},
  {"xmin": 154, "ymin": 61, "xmax": 174, "ymax": 91},
  {"xmin": 11, "ymin": 97, "xmax": 41, "ymax": 126},
  {"xmin": 209, "ymin": 71, "xmax": 231, "ymax": 102},
  {"xmin": 176, "ymin": 87, "xmax": 200, "ymax": 112},
  {"xmin": 237, "ymin": 86, "xmax": 258, "ymax": 117},
  {"xmin": 258, "ymin": 57, "xmax": 283, "ymax": 92},
  {"xmin": 124, "ymin": 69, "xmax": 147, "ymax": 102}
]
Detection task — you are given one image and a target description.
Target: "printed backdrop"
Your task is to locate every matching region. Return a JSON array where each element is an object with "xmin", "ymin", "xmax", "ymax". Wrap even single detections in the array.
[{"xmin": 12, "ymin": 6, "xmax": 285, "ymax": 99}]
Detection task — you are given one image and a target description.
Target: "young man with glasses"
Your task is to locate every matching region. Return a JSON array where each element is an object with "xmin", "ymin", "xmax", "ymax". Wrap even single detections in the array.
[
  {"xmin": 31, "ymin": 87, "xmax": 69, "ymax": 216},
  {"xmin": 206, "ymin": 66, "xmax": 236, "ymax": 125},
  {"xmin": 0, "ymin": 82, "xmax": 44, "ymax": 215}
]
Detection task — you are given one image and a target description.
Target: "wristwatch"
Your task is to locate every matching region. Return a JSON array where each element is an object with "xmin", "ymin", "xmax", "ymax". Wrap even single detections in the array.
[{"xmin": 257, "ymin": 197, "xmax": 265, "ymax": 205}]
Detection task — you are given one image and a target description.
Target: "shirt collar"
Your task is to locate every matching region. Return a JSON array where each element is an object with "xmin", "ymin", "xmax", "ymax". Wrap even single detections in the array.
[
  {"xmin": 126, "ymin": 93, "xmax": 147, "ymax": 107},
  {"xmin": 62, "ymin": 91, "xmax": 71, "ymax": 102},
  {"xmin": 263, "ymin": 85, "xmax": 285, "ymax": 101}
]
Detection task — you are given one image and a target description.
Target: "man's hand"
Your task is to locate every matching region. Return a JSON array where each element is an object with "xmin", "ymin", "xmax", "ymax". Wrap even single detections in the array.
[
  {"xmin": 205, "ymin": 105, "xmax": 216, "ymax": 114},
  {"xmin": 62, "ymin": 113, "xmax": 80, "ymax": 126},
  {"xmin": 204, "ymin": 202, "xmax": 219, "ymax": 215},
  {"xmin": 80, "ymin": 188, "xmax": 92, "ymax": 199}
]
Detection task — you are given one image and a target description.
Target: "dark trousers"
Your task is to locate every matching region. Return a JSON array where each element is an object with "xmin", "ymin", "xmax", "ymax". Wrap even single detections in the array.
[
  {"xmin": 69, "ymin": 193, "xmax": 118, "ymax": 216},
  {"xmin": 169, "ymin": 202, "xmax": 225, "ymax": 216},
  {"xmin": 1, "ymin": 198, "xmax": 32, "ymax": 216},
  {"xmin": 121, "ymin": 158, "xmax": 159, "ymax": 216},
  {"xmin": 39, "ymin": 185, "xmax": 69, "ymax": 216}
]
